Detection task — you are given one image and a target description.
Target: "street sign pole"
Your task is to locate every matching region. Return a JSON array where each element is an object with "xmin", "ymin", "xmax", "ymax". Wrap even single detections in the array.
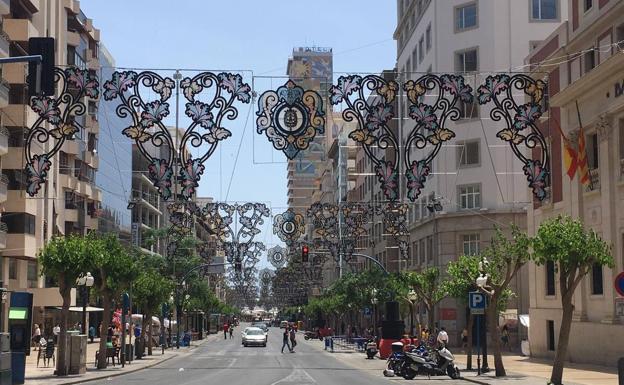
[{"xmin": 476, "ymin": 315, "xmax": 481, "ymax": 375}]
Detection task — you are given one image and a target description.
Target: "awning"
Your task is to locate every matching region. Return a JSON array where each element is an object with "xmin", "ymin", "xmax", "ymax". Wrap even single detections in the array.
[{"xmin": 55, "ymin": 306, "xmax": 104, "ymax": 312}]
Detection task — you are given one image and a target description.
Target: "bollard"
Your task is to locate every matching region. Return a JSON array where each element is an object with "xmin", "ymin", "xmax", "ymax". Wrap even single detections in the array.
[{"xmin": 618, "ymin": 357, "xmax": 624, "ymax": 385}]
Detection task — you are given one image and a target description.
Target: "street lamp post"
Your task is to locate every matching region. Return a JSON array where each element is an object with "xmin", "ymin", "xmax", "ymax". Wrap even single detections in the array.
[
  {"xmin": 76, "ymin": 272, "xmax": 94, "ymax": 335},
  {"xmin": 475, "ymin": 257, "xmax": 490, "ymax": 374},
  {"xmin": 371, "ymin": 289, "xmax": 378, "ymax": 340},
  {"xmin": 408, "ymin": 289, "xmax": 417, "ymax": 338}
]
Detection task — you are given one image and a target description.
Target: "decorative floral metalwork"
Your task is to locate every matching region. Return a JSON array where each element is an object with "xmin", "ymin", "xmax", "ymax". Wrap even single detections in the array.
[
  {"xmin": 24, "ymin": 67, "xmax": 99, "ymax": 196},
  {"xmin": 329, "ymin": 75, "xmax": 400, "ymax": 201},
  {"xmin": 103, "ymin": 71, "xmax": 251, "ymax": 200},
  {"xmin": 307, "ymin": 202, "xmax": 371, "ymax": 265},
  {"xmin": 273, "ymin": 208, "xmax": 305, "ymax": 246},
  {"xmin": 374, "ymin": 202, "xmax": 409, "ymax": 260},
  {"xmin": 267, "ymin": 245, "xmax": 289, "ymax": 269},
  {"xmin": 404, "ymin": 74, "xmax": 473, "ymax": 201},
  {"xmin": 477, "ymin": 74, "xmax": 549, "ymax": 200},
  {"xmin": 256, "ymin": 80, "xmax": 325, "ymax": 159}
]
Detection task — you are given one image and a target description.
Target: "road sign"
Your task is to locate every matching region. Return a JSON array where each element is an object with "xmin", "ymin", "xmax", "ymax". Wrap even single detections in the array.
[
  {"xmin": 363, "ymin": 307, "xmax": 371, "ymax": 316},
  {"xmin": 615, "ymin": 272, "xmax": 624, "ymax": 297},
  {"xmin": 469, "ymin": 291, "xmax": 486, "ymax": 314}
]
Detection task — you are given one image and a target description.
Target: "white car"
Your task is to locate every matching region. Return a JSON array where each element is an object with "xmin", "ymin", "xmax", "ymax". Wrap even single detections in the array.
[{"xmin": 242, "ymin": 327, "xmax": 267, "ymax": 347}]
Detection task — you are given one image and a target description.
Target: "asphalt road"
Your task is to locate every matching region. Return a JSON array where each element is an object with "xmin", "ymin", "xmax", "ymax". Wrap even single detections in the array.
[{"xmin": 85, "ymin": 323, "xmax": 460, "ymax": 385}]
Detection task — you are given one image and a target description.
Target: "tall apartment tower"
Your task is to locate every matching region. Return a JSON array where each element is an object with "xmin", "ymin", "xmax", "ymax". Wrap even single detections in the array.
[
  {"xmin": 393, "ymin": 0, "xmax": 566, "ymax": 343},
  {"xmin": 286, "ymin": 47, "xmax": 333, "ymax": 218},
  {"xmin": 527, "ymin": 0, "xmax": 624, "ymax": 366}
]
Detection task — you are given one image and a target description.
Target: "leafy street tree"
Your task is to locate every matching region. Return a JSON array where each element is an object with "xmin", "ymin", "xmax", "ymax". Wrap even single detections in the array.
[
  {"xmin": 39, "ymin": 235, "xmax": 91, "ymax": 376},
  {"xmin": 533, "ymin": 216, "xmax": 613, "ymax": 385},
  {"xmin": 477, "ymin": 225, "xmax": 531, "ymax": 377},
  {"xmin": 404, "ymin": 267, "xmax": 447, "ymax": 331},
  {"xmin": 133, "ymin": 269, "xmax": 174, "ymax": 355},
  {"xmin": 92, "ymin": 235, "xmax": 139, "ymax": 369},
  {"xmin": 443, "ymin": 254, "xmax": 480, "ymax": 369}
]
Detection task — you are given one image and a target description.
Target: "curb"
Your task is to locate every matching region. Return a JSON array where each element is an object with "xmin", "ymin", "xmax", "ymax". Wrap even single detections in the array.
[{"xmin": 459, "ymin": 376, "xmax": 490, "ymax": 385}]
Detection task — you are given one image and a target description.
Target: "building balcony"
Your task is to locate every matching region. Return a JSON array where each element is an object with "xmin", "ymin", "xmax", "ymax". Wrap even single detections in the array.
[
  {"xmin": 61, "ymin": 140, "xmax": 80, "ymax": 155},
  {"xmin": 83, "ymin": 150, "xmax": 98, "ymax": 169},
  {"xmin": 0, "ymin": 28, "xmax": 9, "ymax": 58},
  {"xmin": 3, "ymin": 62, "xmax": 26, "ymax": 84},
  {"xmin": 0, "ymin": 125, "xmax": 8, "ymax": 156},
  {"xmin": 66, "ymin": 31, "xmax": 80, "ymax": 47},
  {"xmin": 86, "ymin": 215, "xmax": 98, "ymax": 230},
  {"xmin": 64, "ymin": 208, "xmax": 78, "ymax": 222},
  {"xmin": 0, "ymin": 174, "xmax": 8, "ymax": 203},
  {"xmin": 0, "ymin": 79, "xmax": 8, "ymax": 108},
  {"xmin": 3, "ymin": 18, "xmax": 37, "ymax": 43},
  {"xmin": 4, "ymin": 104, "xmax": 37, "ymax": 127},
  {"xmin": 0, "ymin": 223, "xmax": 6, "ymax": 249},
  {"xmin": 63, "ymin": 0, "xmax": 80, "ymax": 15},
  {"xmin": 5, "ymin": 190, "xmax": 37, "ymax": 215},
  {"xmin": 585, "ymin": 168, "xmax": 600, "ymax": 193},
  {"xmin": 0, "ymin": 0, "xmax": 10, "ymax": 16},
  {"xmin": 5, "ymin": 233, "xmax": 37, "ymax": 258}
]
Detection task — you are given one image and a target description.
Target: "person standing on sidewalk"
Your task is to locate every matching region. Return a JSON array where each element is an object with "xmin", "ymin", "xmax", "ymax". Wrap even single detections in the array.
[
  {"xmin": 223, "ymin": 322, "xmax": 229, "ymax": 340},
  {"xmin": 281, "ymin": 328, "xmax": 292, "ymax": 353},
  {"xmin": 229, "ymin": 324, "xmax": 234, "ymax": 339},
  {"xmin": 437, "ymin": 327, "xmax": 449, "ymax": 348}
]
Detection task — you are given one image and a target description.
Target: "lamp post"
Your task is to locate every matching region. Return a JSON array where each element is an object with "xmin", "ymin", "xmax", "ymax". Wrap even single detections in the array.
[
  {"xmin": 408, "ymin": 289, "xmax": 417, "ymax": 338},
  {"xmin": 371, "ymin": 289, "xmax": 378, "ymax": 339},
  {"xmin": 475, "ymin": 257, "xmax": 490, "ymax": 374},
  {"xmin": 76, "ymin": 272, "xmax": 94, "ymax": 335}
]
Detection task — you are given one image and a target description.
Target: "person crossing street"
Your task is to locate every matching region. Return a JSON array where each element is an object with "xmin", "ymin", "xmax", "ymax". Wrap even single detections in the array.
[{"xmin": 281, "ymin": 327, "xmax": 292, "ymax": 353}]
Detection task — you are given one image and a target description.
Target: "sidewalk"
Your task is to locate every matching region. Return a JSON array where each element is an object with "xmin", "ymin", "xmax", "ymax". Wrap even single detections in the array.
[
  {"xmin": 23, "ymin": 334, "xmax": 220, "ymax": 385},
  {"xmin": 454, "ymin": 353, "xmax": 619, "ymax": 385}
]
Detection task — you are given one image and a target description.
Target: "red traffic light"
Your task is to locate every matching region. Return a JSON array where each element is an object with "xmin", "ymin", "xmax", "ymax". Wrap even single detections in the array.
[{"xmin": 302, "ymin": 245, "xmax": 309, "ymax": 262}]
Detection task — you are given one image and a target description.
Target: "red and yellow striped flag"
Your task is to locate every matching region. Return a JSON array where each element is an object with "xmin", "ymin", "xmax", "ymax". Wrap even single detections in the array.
[
  {"xmin": 577, "ymin": 124, "xmax": 590, "ymax": 186},
  {"xmin": 563, "ymin": 139, "xmax": 578, "ymax": 180}
]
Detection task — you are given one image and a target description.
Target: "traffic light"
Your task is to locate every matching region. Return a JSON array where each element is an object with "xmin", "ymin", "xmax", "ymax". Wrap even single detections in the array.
[
  {"xmin": 234, "ymin": 260, "xmax": 242, "ymax": 272},
  {"xmin": 28, "ymin": 37, "xmax": 55, "ymax": 96},
  {"xmin": 302, "ymin": 245, "xmax": 309, "ymax": 263}
]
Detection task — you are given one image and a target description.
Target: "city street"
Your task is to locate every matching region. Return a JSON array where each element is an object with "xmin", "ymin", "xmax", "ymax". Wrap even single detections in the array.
[{"xmin": 86, "ymin": 324, "xmax": 453, "ymax": 385}]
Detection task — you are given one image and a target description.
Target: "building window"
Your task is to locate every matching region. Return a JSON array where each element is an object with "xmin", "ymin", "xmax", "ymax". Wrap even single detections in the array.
[
  {"xmin": 617, "ymin": 23, "xmax": 624, "ymax": 50},
  {"xmin": 406, "ymin": 58, "xmax": 411, "ymax": 76},
  {"xmin": 419, "ymin": 36, "xmax": 425, "ymax": 63},
  {"xmin": 531, "ymin": 0, "xmax": 557, "ymax": 20},
  {"xmin": 65, "ymin": 191, "xmax": 77, "ymax": 209},
  {"xmin": 2, "ymin": 212, "xmax": 36, "ymax": 235},
  {"xmin": 547, "ymin": 320, "xmax": 555, "ymax": 351},
  {"xmin": 587, "ymin": 132, "xmax": 599, "ymax": 169},
  {"xmin": 546, "ymin": 260, "xmax": 555, "ymax": 296},
  {"xmin": 59, "ymin": 151, "xmax": 70, "ymax": 175},
  {"xmin": 457, "ymin": 140, "xmax": 480, "ymax": 167},
  {"xmin": 27, "ymin": 261, "xmax": 37, "ymax": 288},
  {"xmin": 459, "ymin": 184, "xmax": 481, "ymax": 209},
  {"xmin": 8, "ymin": 259, "xmax": 17, "ymax": 280},
  {"xmin": 3, "ymin": 169, "xmax": 28, "ymax": 190},
  {"xmin": 584, "ymin": 49, "xmax": 595, "ymax": 73},
  {"xmin": 459, "ymin": 99, "xmax": 479, "ymax": 119},
  {"xmin": 411, "ymin": 47, "xmax": 418, "ymax": 71},
  {"xmin": 455, "ymin": 48, "xmax": 478, "ymax": 72},
  {"xmin": 584, "ymin": 0, "xmax": 592, "ymax": 12},
  {"xmin": 591, "ymin": 263, "xmax": 603, "ymax": 295},
  {"xmin": 426, "ymin": 24, "xmax": 432, "ymax": 51},
  {"xmin": 455, "ymin": 2, "xmax": 478, "ymax": 32},
  {"xmin": 462, "ymin": 233, "xmax": 480, "ymax": 255},
  {"xmin": 419, "ymin": 239, "xmax": 425, "ymax": 264},
  {"xmin": 427, "ymin": 235, "xmax": 434, "ymax": 262}
]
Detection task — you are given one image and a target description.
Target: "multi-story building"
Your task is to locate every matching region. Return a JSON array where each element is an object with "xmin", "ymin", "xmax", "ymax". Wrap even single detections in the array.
[
  {"xmin": 392, "ymin": 0, "xmax": 567, "ymax": 344},
  {"xmin": 96, "ymin": 44, "xmax": 131, "ymax": 242},
  {"xmin": 526, "ymin": 0, "xmax": 624, "ymax": 366},
  {"xmin": 0, "ymin": 0, "xmax": 11, "ymax": 292}
]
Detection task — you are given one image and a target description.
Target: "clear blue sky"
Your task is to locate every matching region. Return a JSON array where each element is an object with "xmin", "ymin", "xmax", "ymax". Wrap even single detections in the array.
[{"xmin": 82, "ymin": 0, "xmax": 397, "ymax": 249}]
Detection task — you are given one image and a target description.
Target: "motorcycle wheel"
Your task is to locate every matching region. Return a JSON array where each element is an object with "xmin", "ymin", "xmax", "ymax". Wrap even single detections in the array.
[
  {"xmin": 448, "ymin": 366, "xmax": 461, "ymax": 379},
  {"xmin": 403, "ymin": 368, "xmax": 416, "ymax": 380}
]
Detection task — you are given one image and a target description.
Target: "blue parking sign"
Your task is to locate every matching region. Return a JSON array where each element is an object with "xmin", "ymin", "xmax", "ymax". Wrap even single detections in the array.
[{"xmin": 469, "ymin": 291, "xmax": 486, "ymax": 314}]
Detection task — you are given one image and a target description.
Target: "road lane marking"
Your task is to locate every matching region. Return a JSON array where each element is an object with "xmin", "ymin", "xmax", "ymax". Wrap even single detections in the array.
[{"xmin": 269, "ymin": 368, "xmax": 316, "ymax": 385}]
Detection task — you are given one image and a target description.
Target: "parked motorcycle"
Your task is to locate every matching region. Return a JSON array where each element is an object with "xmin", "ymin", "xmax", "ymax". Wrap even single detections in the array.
[
  {"xmin": 365, "ymin": 338, "xmax": 378, "ymax": 359},
  {"xmin": 402, "ymin": 345, "xmax": 460, "ymax": 380},
  {"xmin": 382, "ymin": 342, "xmax": 406, "ymax": 377}
]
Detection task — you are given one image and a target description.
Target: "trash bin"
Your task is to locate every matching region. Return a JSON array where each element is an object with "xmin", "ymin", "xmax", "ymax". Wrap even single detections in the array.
[{"xmin": 68, "ymin": 334, "xmax": 87, "ymax": 375}]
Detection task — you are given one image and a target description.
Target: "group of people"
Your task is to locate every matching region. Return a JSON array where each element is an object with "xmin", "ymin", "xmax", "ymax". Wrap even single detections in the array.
[
  {"xmin": 223, "ymin": 322, "xmax": 234, "ymax": 339},
  {"xmin": 281, "ymin": 326, "xmax": 297, "ymax": 353}
]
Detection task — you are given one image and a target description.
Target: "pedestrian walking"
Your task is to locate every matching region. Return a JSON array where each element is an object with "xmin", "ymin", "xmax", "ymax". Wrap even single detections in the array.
[
  {"xmin": 281, "ymin": 328, "xmax": 292, "ymax": 353},
  {"xmin": 223, "ymin": 322, "xmax": 229, "ymax": 340},
  {"xmin": 33, "ymin": 324, "xmax": 41, "ymax": 350},
  {"xmin": 52, "ymin": 324, "xmax": 60, "ymax": 344},
  {"xmin": 88, "ymin": 325, "xmax": 95, "ymax": 343},
  {"xmin": 229, "ymin": 324, "xmax": 233, "ymax": 339},
  {"xmin": 501, "ymin": 324, "xmax": 510, "ymax": 351},
  {"xmin": 461, "ymin": 328, "xmax": 468, "ymax": 348},
  {"xmin": 289, "ymin": 327, "xmax": 297, "ymax": 352}
]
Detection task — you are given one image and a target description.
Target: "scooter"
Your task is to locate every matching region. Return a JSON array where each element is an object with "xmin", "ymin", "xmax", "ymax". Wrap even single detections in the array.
[
  {"xmin": 365, "ymin": 338, "xmax": 378, "ymax": 359},
  {"xmin": 402, "ymin": 345, "xmax": 461, "ymax": 380},
  {"xmin": 382, "ymin": 342, "xmax": 407, "ymax": 377}
]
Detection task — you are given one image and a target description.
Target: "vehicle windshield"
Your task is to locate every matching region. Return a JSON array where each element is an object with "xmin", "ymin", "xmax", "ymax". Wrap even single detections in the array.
[{"xmin": 246, "ymin": 329, "xmax": 264, "ymax": 336}]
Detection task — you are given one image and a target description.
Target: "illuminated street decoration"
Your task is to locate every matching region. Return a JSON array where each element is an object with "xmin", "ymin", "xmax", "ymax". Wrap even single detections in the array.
[
  {"xmin": 272, "ymin": 208, "xmax": 305, "ymax": 246},
  {"xmin": 477, "ymin": 74, "xmax": 549, "ymax": 200},
  {"xmin": 329, "ymin": 75, "xmax": 400, "ymax": 201},
  {"xmin": 103, "ymin": 70, "xmax": 251, "ymax": 200},
  {"xmin": 404, "ymin": 74, "xmax": 473, "ymax": 201},
  {"xmin": 267, "ymin": 245, "xmax": 289, "ymax": 269},
  {"xmin": 256, "ymin": 80, "xmax": 325, "ymax": 159},
  {"xmin": 24, "ymin": 67, "xmax": 99, "ymax": 196}
]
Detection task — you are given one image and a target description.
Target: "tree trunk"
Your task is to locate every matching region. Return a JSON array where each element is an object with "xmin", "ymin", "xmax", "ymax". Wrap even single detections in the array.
[
  {"xmin": 56, "ymin": 286, "xmax": 71, "ymax": 376},
  {"xmin": 97, "ymin": 293, "xmax": 111, "ymax": 369},
  {"xmin": 550, "ymin": 297, "xmax": 574, "ymax": 385},
  {"xmin": 487, "ymin": 299, "xmax": 506, "ymax": 377},
  {"xmin": 146, "ymin": 312, "xmax": 153, "ymax": 355},
  {"xmin": 426, "ymin": 303, "xmax": 434, "ymax": 331},
  {"xmin": 466, "ymin": 312, "xmax": 474, "ymax": 370}
]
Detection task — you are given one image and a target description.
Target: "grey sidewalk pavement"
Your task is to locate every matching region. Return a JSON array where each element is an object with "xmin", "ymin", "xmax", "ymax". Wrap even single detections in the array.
[{"xmin": 24, "ymin": 333, "xmax": 222, "ymax": 385}]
